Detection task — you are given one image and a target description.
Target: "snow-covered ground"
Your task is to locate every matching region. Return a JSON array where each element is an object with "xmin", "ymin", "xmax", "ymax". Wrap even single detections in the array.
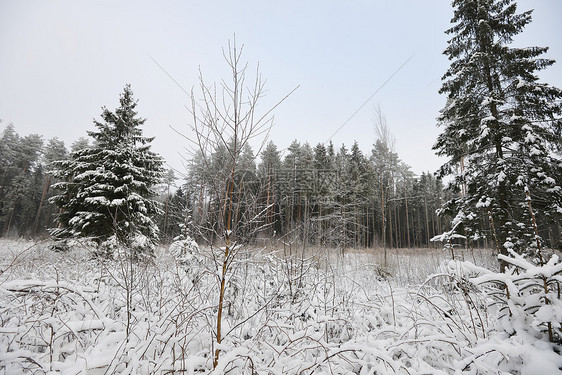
[{"xmin": 1, "ymin": 239, "xmax": 560, "ymax": 374}]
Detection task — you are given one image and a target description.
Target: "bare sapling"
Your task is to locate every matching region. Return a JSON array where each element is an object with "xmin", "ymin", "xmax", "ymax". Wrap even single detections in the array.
[{"xmin": 184, "ymin": 37, "xmax": 297, "ymax": 368}]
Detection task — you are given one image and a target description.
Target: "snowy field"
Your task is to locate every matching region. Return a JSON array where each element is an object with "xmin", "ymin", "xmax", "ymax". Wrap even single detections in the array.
[{"xmin": 1, "ymin": 239, "xmax": 560, "ymax": 374}]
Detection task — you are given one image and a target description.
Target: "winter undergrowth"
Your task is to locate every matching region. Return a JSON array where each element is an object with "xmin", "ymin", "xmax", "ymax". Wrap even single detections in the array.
[{"xmin": 0, "ymin": 239, "xmax": 560, "ymax": 374}]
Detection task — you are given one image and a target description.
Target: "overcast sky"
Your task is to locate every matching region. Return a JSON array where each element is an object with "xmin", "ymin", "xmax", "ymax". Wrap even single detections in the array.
[{"xmin": 1, "ymin": 0, "xmax": 561, "ymax": 177}]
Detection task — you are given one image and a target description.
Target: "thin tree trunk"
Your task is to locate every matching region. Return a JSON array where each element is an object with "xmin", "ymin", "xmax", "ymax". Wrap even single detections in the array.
[
  {"xmin": 33, "ymin": 174, "xmax": 51, "ymax": 235},
  {"xmin": 163, "ymin": 179, "xmax": 170, "ymax": 240},
  {"xmin": 388, "ymin": 200, "xmax": 393, "ymax": 248},
  {"xmin": 424, "ymin": 194, "xmax": 430, "ymax": 248},
  {"xmin": 405, "ymin": 183, "xmax": 410, "ymax": 248},
  {"xmin": 395, "ymin": 197, "xmax": 400, "ymax": 248},
  {"xmin": 380, "ymin": 177, "xmax": 386, "ymax": 265}
]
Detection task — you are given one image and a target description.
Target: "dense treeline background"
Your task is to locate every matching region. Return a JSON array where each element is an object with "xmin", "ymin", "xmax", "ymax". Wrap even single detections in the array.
[
  {"xmin": 0, "ymin": 122, "xmax": 66, "ymax": 238},
  {"xmin": 0, "ymin": 120, "xmax": 453, "ymax": 249},
  {"xmin": 174, "ymin": 138, "xmax": 452, "ymax": 251},
  {"xmin": 2, "ymin": 119, "xmax": 559, "ymax": 251}
]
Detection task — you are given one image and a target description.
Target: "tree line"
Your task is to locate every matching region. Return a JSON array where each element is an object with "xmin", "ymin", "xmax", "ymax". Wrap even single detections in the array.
[
  {"xmin": 0, "ymin": 119, "xmax": 450, "ymax": 251},
  {"xmin": 164, "ymin": 136, "xmax": 452, "ymax": 251},
  {"xmin": 0, "ymin": 122, "xmax": 70, "ymax": 238}
]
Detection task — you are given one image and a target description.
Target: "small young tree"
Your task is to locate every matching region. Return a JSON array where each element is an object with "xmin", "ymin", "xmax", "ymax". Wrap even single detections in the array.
[
  {"xmin": 50, "ymin": 85, "xmax": 164, "ymax": 255},
  {"xmin": 434, "ymin": 0, "xmax": 562, "ymax": 270},
  {"xmin": 185, "ymin": 38, "xmax": 295, "ymax": 368}
]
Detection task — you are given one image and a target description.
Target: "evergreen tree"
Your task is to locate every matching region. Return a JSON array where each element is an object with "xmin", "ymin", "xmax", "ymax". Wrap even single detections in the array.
[
  {"xmin": 434, "ymin": 0, "xmax": 562, "ymax": 268},
  {"xmin": 0, "ymin": 128, "xmax": 44, "ymax": 237},
  {"xmin": 313, "ymin": 143, "xmax": 329, "ymax": 173},
  {"xmin": 281, "ymin": 140, "xmax": 302, "ymax": 231},
  {"xmin": 312, "ymin": 143, "xmax": 334, "ymax": 223},
  {"xmin": 50, "ymin": 85, "xmax": 164, "ymax": 255},
  {"xmin": 258, "ymin": 141, "xmax": 282, "ymax": 233},
  {"xmin": 237, "ymin": 143, "xmax": 257, "ymax": 180},
  {"xmin": 155, "ymin": 169, "xmax": 178, "ymax": 243},
  {"xmin": 70, "ymin": 137, "xmax": 89, "ymax": 153},
  {"xmin": 259, "ymin": 141, "xmax": 282, "ymax": 178},
  {"xmin": 185, "ymin": 152, "xmax": 210, "ymax": 243},
  {"xmin": 349, "ymin": 142, "xmax": 369, "ymax": 197},
  {"xmin": 33, "ymin": 137, "xmax": 68, "ymax": 236},
  {"xmin": 371, "ymin": 138, "xmax": 399, "ymax": 248},
  {"xmin": 0, "ymin": 124, "xmax": 21, "ymax": 231},
  {"xmin": 298, "ymin": 142, "xmax": 315, "ymax": 200},
  {"xmin": 397, "ymin": 162, "xmax": 416, "ymax": 248},
  {"xmin": 43, "ymin": 138, "xmax": 68, "ymax": 166},
  {"xmin": 323, "ymin": 145, "xmax": 353, "ymax": 251},
  {"xmin": 166, "ymin": 186, "xmax": 194, "ymax": 240},
  {"xmin": 347, "ymin": 142, "xmax": 370, "ymax": 248},
  {"xmin": 231, "ymin": 143, "xmax": 262, "ymax": 241}
]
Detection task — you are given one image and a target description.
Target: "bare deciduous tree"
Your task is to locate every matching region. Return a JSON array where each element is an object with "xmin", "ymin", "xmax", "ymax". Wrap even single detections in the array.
[
  {"xmin": 184, "ymin": 37, "xmax": 297, "ymax": 367},
  {"xmin": 372, "ymin": 106, "xmax": 397, "ymax": 266}
]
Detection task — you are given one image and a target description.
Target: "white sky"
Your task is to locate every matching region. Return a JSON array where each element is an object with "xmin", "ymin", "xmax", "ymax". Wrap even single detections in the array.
[{"xmin": 1, "ymin": 0, "xmax": 561, "ymax": 177}]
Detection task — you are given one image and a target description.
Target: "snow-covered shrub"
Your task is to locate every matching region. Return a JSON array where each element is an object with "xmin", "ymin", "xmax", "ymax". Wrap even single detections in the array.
[
  {"xmin": 441, "ymin": 251, "xmax": 562, "ymax": 373},
  {"xmin": 479, "ymin": 252, "xmax": 561, "ymax": 342},
  {"xmin": 169, "ymin": 236, "xmax": 200, "ymax": 264},
  {"xmin": 2, "ymin": 239, "xmax": 561, "ymax": 374},
  {"xmin": 0, "ymin": 279, "xmax": 113, "ymax": 374}
]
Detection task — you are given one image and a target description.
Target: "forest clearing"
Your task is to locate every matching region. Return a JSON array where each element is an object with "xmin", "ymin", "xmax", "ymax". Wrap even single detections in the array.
[{"xmin": 1, "ymin": 0, "xmax": 562, "ymax": 373}]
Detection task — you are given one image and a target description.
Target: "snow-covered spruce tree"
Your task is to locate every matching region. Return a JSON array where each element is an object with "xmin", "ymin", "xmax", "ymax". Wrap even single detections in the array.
[
  {"xmin": 434, "ymin": 0, "xmax": 562, "ymax": 270},
  {"xmin": 50, "ymin": 85, "xmax": 164, "ymax": 256}
]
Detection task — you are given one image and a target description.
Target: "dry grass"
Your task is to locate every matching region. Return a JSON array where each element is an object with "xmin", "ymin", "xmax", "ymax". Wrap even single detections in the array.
[
  {"xmin": 1, "ymin": 238, "xmax": 498, "ymax": 288},
  {"xmin": 365, "ymin": 246, "xmax": 498, "ymax": 285},
  {"xmin": 253, "ymin": 242, "xmax": 499, "ymax": 286}
]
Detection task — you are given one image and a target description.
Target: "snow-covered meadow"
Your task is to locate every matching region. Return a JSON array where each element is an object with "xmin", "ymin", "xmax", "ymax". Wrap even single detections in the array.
[{"xmin": 1, "ymin": 239, "xmax": 560, "ymax": 374}]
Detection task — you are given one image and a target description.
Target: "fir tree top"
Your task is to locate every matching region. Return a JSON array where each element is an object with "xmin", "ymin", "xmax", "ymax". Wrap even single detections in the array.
[{"xmin": 88, "ymin": 84, "xmax": 154, "ymax": 149}]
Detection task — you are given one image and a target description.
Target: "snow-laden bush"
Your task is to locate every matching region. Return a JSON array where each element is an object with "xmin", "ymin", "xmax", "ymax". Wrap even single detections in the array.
[
  {"xmin": 2, "ymin": 240, "xmax": 561, "ymax": 374},
  {"xmin": 439, "ymin": 251, "xmax": 562, "ymax": 374},
  {"xmin": 169, "ymin": 236, "xmax": 200, "ymax": 265}
]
